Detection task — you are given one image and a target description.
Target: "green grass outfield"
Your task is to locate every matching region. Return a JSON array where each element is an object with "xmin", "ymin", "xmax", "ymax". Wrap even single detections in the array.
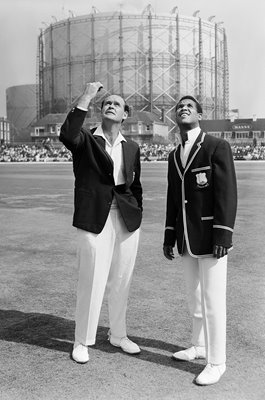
[{"xmin": 0, "ymin": 161, "xmax": 265, "ymax": 400}]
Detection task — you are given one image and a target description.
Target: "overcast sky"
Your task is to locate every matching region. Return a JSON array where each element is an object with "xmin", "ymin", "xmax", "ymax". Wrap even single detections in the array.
[{"xmin": 1, "ymin": 0, "xmax": 264, "ymax": 118}]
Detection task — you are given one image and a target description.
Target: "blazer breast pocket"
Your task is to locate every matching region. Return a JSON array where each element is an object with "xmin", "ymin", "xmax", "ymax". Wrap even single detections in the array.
[{"xmin": 191, "ymin": 166, "xmax": 211, "ymax": 189}]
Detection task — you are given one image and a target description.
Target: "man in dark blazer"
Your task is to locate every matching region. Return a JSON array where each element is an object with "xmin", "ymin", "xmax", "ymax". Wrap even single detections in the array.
[
  {"xmin": 60, "ymin": 82, "xmax": 143, "ymax": 363},
  {"xmin": 163, "ymin": 95, "xmax": 237, "ymax": 385}
]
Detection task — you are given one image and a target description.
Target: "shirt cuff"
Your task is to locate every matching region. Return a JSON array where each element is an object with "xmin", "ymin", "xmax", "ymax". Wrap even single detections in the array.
[{"xmin": 76, "ymin": 105, "xmax": 88, "ymax": 112}]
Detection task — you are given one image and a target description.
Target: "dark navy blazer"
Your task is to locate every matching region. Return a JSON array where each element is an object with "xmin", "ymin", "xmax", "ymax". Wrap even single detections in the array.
[
  {"xmin": 164, "ymin": 131, "xmax": 237, "ymax": 257},
  {"xmin": 60, "ymin": 108, "xmax": 143, "ymax": 233}
]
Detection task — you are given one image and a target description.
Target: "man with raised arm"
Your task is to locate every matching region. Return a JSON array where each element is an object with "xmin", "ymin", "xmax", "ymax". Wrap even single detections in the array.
[{"xmin": 60, "ymin": 82, "xmax": 143, "ymax": 363}]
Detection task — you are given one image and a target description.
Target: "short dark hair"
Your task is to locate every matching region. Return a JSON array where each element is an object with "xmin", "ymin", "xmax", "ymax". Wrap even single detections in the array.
[{"xmin": 176, "ymin": 95, "xmax": 203, "ymax": 114}]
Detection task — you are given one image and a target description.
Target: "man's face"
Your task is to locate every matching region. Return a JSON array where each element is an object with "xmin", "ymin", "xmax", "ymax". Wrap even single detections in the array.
[
  {"xmin": 101, "ymin": 95, "xmax": 128, "ymax": 123},
  {"xmin": 175, "ymin": 98, "xmax": 202, "ymax": 128}
]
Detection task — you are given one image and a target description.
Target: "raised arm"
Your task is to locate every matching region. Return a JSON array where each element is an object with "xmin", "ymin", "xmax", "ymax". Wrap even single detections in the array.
[{"xmin": 59, "ymin": 82, "xmax": 103, "ymax": 151}]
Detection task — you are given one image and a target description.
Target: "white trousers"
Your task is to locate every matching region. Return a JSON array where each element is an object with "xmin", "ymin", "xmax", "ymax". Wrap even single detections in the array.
[
  {"xmin": 75, "ymin": 208, "xmax": 140, "ymax": 346},
  {"xmin": 182, "ymin": 252, "xmax": 227, "ymax": 364}
]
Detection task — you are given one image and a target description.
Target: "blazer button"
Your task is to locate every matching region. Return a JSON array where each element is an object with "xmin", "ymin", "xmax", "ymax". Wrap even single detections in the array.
[{"xmin": 184, "ymin": 200, "xmax": 188, "ymax": 204}]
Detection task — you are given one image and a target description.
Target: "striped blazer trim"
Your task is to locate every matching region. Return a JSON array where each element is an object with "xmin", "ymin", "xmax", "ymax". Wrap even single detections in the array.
[
  {"xmin": 213, "ymin": 224, "xmax": 234, "ymax": 233},
  {"xmin": 191, "ymin": 166, "xmax": 211, "ymax": 173}
]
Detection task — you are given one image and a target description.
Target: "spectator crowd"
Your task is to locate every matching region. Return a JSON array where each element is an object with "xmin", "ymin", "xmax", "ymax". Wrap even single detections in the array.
[
  {"xmin": 1, "ymin": 142, "xmax": 265, "ymax": 162},
  {"xmin": 0, "ymin": 143, "xmax": 72, "ymax": 162},
  {"xmin": 232, "ymin": 145, "xmax": 265, "ymax": 160}
]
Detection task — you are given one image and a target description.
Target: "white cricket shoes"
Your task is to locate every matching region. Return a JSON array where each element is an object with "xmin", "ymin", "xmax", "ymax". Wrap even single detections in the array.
[
  {"xmin": 196, "ymin": 363, "xmax": 226, "ymax": 385},
  {"xmin": 72, "ymin": 342, "xmax": 89, "ymax": 363},
  {"xmin": 172, "ymin": 346, "xmax": 206, "ymax": 361},
  {"xmin": 108, "ymin": 332, "xmax": 141, "ymax": 354}
]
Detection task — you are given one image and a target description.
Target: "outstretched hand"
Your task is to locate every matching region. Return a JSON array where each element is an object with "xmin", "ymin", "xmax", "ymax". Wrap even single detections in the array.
[
  {"xmin": 76, "ymin": 82, "xmax": 103, "ymax": 109},
  {"xmin": 213, "ymin": 245, "xmax": 228, "ymax": 259},
  {"xmin": 163, "ymin": 245, "xmax": 175, "ymax": 260},
  {"xmin": 82, "ymin": 82, "xmax": 103, "ymax": 98}
]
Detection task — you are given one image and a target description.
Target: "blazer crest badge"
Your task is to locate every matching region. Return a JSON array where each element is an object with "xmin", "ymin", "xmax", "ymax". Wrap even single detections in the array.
[{"xmin": 196, "ymin": 172, "xmax": 208, "ymax": 188}]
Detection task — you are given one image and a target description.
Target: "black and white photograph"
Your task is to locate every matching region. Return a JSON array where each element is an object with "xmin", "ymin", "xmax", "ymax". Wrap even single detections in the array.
[{"xmin": 0, "ymin": 1, "xmax": 265, "ymax": 399}]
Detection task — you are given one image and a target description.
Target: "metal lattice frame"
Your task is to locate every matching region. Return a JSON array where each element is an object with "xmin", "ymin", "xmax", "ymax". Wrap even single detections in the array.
[{"xmin": 37, "ymin": 10, "xmax": 229, "ymax": 134}]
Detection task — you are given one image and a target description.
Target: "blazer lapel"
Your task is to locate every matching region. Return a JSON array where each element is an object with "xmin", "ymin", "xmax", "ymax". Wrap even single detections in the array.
[
  {"xmin": 184, "ymin": 131, "xmax": 205, "ymax": 172},
  {"xmin": 174, "ymin": 144, "xmax": 184, "ymax": 180},
  {"xmin": 94, "ymin": 134, "xmax": 105, "ymax": 149},
  {"xmin": 90, "ymin": 132, "xmax": 114, "ymax": 181},
  {"xmin": 121, "ymin": 141, "xmax": 132, "ymax": 182},
  {"xmin": 93, "ymin": 134, "xmax": 114, "ymax": 166}
]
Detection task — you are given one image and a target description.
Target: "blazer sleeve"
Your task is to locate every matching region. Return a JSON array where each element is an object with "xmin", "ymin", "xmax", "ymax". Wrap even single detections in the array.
[
  {"xmin": 163, "ymin": 151, "xmax": 178, "ymax": 246},
  {"xmin": 212, "ymin": 140, "xmax": 237, "ymax": 248},
  {"xmin": 59, "ymin": 108, "xmax": 87, "ymax": 152}
]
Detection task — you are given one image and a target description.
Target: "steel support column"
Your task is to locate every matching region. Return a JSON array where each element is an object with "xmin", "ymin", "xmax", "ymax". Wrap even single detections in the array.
[
  {"xmin": 67, "ymin": 19, "xmax": 72, "ymax": 108},
  {"xmin": 214, "ymin": 22, "xmax": 218, "ymax": 119},
  {"xmin": 49, "ymin": 25, "xmax": 54, "ymax": 113},
  {"xmin": 37, "ymin": 30, "xmax": 44, "ymax": 118},
  {"xmin": 175, "ymin": 13, "xmax": 180, "ymax": 100},
  {"xmin": 119, "ymin": 12, "xmax": 124, "ymax": 97},
  {"xmin": 91, "ymin": 13, "xmax": 96, "ymax": 81},
  {"xmin": 148, "ymin": 11, "xmax": 153, "ymax": 112},
  {"xmin": 223, "ymin": 30, "xmax": 229, "ymax": 118},
  {"xmin": 198, "ymin": 18, "xmax": 203, "ymax": 102}
]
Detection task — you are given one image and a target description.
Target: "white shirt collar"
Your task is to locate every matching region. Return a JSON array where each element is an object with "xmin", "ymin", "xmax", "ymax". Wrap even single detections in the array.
[
  {"xmin": 93, "ymin": 125, "xmax": 126, "ymax": 147},
  {"xmin": 177, "ymin": 126, "xmax": 201, "ymax": 145},
  {"xmin": 186, "ymin": 126, "xmax": 201, "ymax": 141}
]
